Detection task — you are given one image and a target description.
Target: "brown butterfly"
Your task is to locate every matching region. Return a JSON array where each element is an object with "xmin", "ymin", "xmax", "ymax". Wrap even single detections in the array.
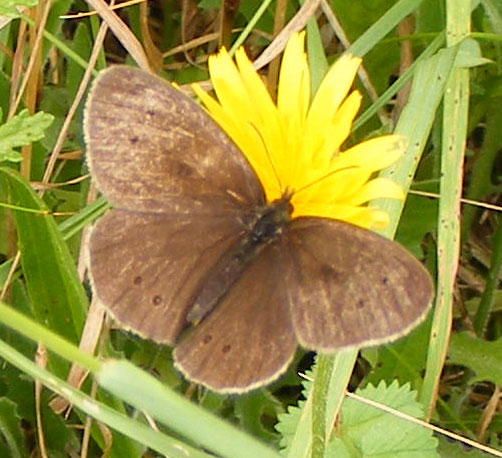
[{"xmin": 84, "ymin": 66, "xmax": 434, "ymax": 393}]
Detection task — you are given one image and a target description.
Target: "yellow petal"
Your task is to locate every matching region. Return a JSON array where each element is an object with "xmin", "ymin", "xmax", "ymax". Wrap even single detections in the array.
[
  {"xmin": 303, "ymin": 54, "xmax": 361, "ymax": 156},
  {"xmin": 308, "ymin": 91, "xmax": 363, "ymax": 170},
  {"xmin": 344, "ymin": 177, "xmax": 405, "ymax": 206},
  {"xmin": 347, "ymin": 208, "xmax": 390, "ymax": 229},
  {"xmin": 208, "ymin": 50, "xmax": 254, "ymax": 123},
  {"xmin": 327, "ymin": 91, "xmax": 362, "ymax": 156},
  {"xmin": 335, "ymin": 135, "xmax": 406, "ymax": 172},
  {"xmin": 278, "ymin": 32, "xmax": 310, "ymax": 128}
]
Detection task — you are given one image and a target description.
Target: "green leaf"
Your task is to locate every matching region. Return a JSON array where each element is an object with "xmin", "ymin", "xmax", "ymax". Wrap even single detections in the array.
[
  {"xmin": 0, "ymin": 109, "xmax": 53, "ymax": 162},
  {"xmin": 448, "ymin": 332, "xmax": 502, "ymax": 385},
  {"xmin": 0, "ymin": 324, "xmax": 198, "ymax": 458},
  {"xmin": 276, "ymin": 378, "xmax": 439, "ymax": 457},
  {"xmin": 0, "ymin": 167, "xmax": 87, "ymax": 349},
  {"xmin": 329, "ymin": 381, "xmax": 439, "ymax": 457},
  {"xmin": 363, "ymin": 313, "xmax": 433, "ymax": 387},
  {"xmin": 235, "ymin": 390, "xmax": 283, "ymax": 443},
  {"xmin": 0, "ymin": 0, "xmax": 38, "ymax": 17},
  {"xmin": 437, "ymin": 436, "xmax": 493, "ymax": 457},
  {"xmin": 397, "ymin": 193, "xmax": 438, "ymax": 258},
  {"xmin": 0, "ymin": 398, "xmax": 27, "ymax": 458},
  {"xmin": 275, "ymin": 373, "xmax": 312, "ymax": 455},
  {"xmin": 455, "ymin": 38, "xmax": 492, "ymax": 68}
]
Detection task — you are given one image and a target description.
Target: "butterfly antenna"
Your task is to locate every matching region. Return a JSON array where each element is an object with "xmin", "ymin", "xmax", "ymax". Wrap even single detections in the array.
[
  {"xmin": 292, "ymin": 165, "xmax": 358, "ymax": 197},
  {"xmin": 249, "ymin": 123, "xmax": 284, "ymax": 193}
]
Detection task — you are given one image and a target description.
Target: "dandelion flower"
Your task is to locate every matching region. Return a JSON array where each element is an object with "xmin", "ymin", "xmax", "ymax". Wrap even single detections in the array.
[{"xmin": 192, "ymin": 32, "xmax": 405, "ymax": 229}]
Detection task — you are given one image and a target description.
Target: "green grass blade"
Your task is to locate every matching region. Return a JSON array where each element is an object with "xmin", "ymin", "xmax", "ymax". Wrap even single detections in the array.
[
  {"xmin": 419, "ymin": 0, "xmax": 471, "ymax": 418},
  {"xmin": 0, "ymin": 167, "xmax": 87, "ymax": 346},
  {"xmin": 0, "ymin": 330, "xmax": 208, "ymax": 458},
  {"xmin": 348, "ymin": 0, "xmax": 425, "ymax": 57},
  {"xmin": 98, "ymin": 360, "xmax": 283, "ymax": 458}
]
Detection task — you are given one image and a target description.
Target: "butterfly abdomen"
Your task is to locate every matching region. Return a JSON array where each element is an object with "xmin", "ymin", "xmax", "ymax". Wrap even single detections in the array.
[{"xmin": 186, "ymin": 198, "xmax": 292, "ymax": 325}]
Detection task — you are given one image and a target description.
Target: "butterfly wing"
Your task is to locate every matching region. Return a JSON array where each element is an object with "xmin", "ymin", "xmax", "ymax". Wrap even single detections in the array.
[
  {"xmin": 85, "ymin": 67, "xmax": 266, "ymax": 343},
  {"xmin": 84, "ymin": 66, "xmax": 264, "ymax": 214},
  {"xmin": 173, "ymin": 242, "xmax": 297, "ymax": 393},
  {"xmin": 280, "ymin": 217, "xmax": 433, "ymax": 350},
  {"xmin": 87, "ymin": 210, "xmax": 247, "ymax": 344}
]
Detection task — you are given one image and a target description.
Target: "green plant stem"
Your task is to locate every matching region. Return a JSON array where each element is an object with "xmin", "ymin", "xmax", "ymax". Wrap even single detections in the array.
[
  {"xmin": 347, "ymin": 0, "xmax": 424, "ymax": 57},
  {"xmin": 353, "ymin": 32, "xmax": 445, "ymax": 132},
  {"xmin": 0, "ymin": 301, "xmax": 282, "ymax": 458},
  {"xmin": 0, "ymin": 337, "xmax": 207, "ymax": 458},
  {"xmin": 98, "ymin": 360, "xmax": 282, "ymax": 458},
  {"xmin": 229, "ymin": 0, "xmax": 274, "ymax": 55},
  {"xmin": 0, "ymin": 301, "xmax": 100, "ymax": 373},
  {"xmin": 473, "ymin": 213, "xmax": 502, "ymax": 335},
  {"xmin": 311, "ymin": 355, "xmax": 334, "ymax": 458}
]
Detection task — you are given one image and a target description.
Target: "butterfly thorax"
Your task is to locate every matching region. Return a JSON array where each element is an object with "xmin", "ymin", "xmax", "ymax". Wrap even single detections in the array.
[
  {"xmin": 245, "ymin": 196, "xmax": 292, "ymax": 246},
  {"xmin": 185, "ymin": 196, "xmax": 293, "ymax": 326}
]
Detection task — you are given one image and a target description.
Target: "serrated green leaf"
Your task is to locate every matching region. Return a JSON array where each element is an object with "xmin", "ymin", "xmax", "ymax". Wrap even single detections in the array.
[
  {"xmin": 276, "ymin": 402, "xmax": 306, "ymax": 454},
  {"xmin": 0, "ymin": 150, "xmax": 22, "ymax": 162},
  {"xmin": 275, "ymin": 372, "xmax": 312, "ymax": 456},
  {"xmin": 448, "ymin": 332, "xmax": 502, "ymax": 385},
  {"xmin": 0, "ymin": 0, "xmax": 38, "ymax": 17},
  {"xmin": 0, "ymin": 109, "xmax": 53, "ymax": 162},
  {"xmin": 329, "ymin": 381, "xmax": 439, "ymax": 458},
  {"xmin": 276, "ymin": 379, "xmax": 439, "ymax": 457}
]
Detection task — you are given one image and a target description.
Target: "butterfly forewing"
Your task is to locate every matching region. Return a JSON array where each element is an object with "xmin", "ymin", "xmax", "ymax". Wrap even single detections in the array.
[
  {"xmin": 280, "ymin": 217, "xmax": 434, "ymax": 350},
  {"xmin": 85, "ymin": 66, "xmax": 266, "ymax": 344},
  {"xmin": 84, "ymin": 66, "xmax": 264, "ymax": 214}
]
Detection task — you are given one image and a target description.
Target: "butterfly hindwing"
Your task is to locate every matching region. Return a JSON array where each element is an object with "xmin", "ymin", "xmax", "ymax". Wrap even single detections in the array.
[
  {"xmin": 280, "ymin": 217, "xmax": 433, "ymax": 350},
  {"xmin": 88, "ymin": 209, "xmax": 248, "ymax": 344},
  {"xmin": 173, "ymin": 241, "xmax": 297, "ymax": 393}
]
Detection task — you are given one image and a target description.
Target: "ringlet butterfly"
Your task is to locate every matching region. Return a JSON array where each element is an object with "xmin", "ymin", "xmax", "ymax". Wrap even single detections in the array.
[{"xmin": 84, "ymin": 66, "xmax": 433, "ymax": 393}]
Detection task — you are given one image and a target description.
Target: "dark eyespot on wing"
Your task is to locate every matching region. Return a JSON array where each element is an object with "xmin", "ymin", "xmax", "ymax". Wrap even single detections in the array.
[
  {"xmin": 174, "ymin": 161, "xmax": 195, "ymax": 178},
  {"xmin": 203, "ymin": 335, "xmax": 212, "ymax": 344},
  {"xmin": 319, "ymin": 264, "xmax": 344, "ymax": 282}
]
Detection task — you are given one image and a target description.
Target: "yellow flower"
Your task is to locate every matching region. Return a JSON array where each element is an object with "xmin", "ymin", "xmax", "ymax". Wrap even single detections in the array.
[{"xmin": 192, "ymin": 32, "xmax": 405, "ymax": 229}]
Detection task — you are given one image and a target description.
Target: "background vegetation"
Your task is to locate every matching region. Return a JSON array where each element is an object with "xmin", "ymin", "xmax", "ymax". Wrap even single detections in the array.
[{"xmin": 0, "ymin": 0, "xmax": 500, "ymax": 456}]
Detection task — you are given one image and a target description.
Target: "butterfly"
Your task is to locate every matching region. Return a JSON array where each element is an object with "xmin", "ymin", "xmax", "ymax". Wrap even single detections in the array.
[{"xmin": 84, "ymin": 66, "xmax": 433, "ymax": 393}]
